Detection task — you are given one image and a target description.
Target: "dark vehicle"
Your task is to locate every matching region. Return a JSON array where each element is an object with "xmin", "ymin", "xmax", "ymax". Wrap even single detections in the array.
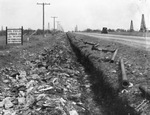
[{"xmin": 101, "ymin": 27, "xmax": 108, "ymax": 34}]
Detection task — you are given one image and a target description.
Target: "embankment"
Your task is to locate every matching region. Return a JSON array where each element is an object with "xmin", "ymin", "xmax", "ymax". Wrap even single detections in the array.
[{"xmin": 66, "ymin": 32, "xmax": 139, "ymax": 115}]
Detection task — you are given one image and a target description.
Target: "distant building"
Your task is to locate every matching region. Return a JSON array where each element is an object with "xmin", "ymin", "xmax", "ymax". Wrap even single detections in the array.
[
  {"xmin": 130, "ymin": 20, "xmax": 134, "ymax": 32},
  {"xmin": 140, "ymin": 14, "xmax": 146, "ymax": 32}
]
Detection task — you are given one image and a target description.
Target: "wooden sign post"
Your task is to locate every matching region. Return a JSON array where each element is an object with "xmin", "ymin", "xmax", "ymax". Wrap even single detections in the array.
[{"xmin": 6, "ymin": 26, "xmax": 23, "ymax": 45}]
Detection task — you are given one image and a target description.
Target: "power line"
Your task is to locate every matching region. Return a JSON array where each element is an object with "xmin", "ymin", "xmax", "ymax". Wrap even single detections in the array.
[
  {"xmin": 51, "ymin": 16, "xmax": 58, "ymax": 31},
  {"xmin": 37, "ymin": 3, "xmax": 50, "ymax": 37}
]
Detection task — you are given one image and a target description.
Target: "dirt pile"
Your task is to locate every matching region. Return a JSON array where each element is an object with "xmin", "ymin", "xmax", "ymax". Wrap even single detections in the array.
[{"xmin": 66, "ymin": 32, "xmax": 150, "ymax": 115}]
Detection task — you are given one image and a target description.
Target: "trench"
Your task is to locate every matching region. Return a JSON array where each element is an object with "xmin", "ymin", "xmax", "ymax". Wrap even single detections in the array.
[{"xmin": 66, "ymin": 33, "xmax": 140, "ymax": 115}]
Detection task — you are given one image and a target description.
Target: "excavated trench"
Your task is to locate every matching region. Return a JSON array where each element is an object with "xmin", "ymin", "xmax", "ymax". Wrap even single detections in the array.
[{"xmin": 66, "ymin": 33, "xmax": 139, "ymax": 115}]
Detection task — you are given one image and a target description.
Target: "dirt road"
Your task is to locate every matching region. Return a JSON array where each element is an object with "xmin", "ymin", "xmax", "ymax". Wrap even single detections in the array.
[{"xmin": 77, "ymin": 32, "xmax": 150, "ymax": 51}]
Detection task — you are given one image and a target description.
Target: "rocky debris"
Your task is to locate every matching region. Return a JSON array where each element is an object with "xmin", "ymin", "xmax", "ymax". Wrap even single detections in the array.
[{"xmin": 0, "ymin": 34, "xmax": 89, "ymax": 115}]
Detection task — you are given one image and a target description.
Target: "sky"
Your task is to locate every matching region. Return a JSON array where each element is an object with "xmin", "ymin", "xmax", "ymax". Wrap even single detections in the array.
[{"xmin": 0, "ymin": 0, "xmax": 150, "ymax": 31}]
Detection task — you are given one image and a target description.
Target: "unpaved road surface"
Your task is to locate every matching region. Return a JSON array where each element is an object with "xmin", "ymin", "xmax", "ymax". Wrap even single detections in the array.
[{"xmin": 77, "ymin": 32, "xmax": 150, "ymax": 51}]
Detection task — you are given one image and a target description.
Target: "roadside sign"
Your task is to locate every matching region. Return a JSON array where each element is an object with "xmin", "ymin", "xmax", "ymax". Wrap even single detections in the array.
[{"xmin": 6, "ymin": 27, "xmax": 23, "ymax": 45}]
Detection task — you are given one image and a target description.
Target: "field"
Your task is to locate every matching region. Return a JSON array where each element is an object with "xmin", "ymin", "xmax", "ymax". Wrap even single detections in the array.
[
  {"xmin": 0, "ymin": 34, "xmax": 52, "ymax": 50},
  {"xmin": 0, "ymin": 34, "xmax": 53, "ymax": 69}
]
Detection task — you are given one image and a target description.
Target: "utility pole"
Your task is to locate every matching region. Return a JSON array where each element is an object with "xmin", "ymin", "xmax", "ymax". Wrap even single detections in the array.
[
  {"xmin": 51, "ymin": 16, "xmax": 57, "ymax": 31},
  {"xmin": 37, "ymin": 2, "xmax": 50, "ymax": 37}
]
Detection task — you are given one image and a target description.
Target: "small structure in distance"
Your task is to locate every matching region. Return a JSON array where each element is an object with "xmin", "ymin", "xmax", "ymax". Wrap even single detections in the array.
[
  {"xmin": 101, "ymin": 27, "xmax": 108, "ymax": 34},
  {"xmin": 130, "ymin": 20, "xmax": 134, "ymax": 32},
  {"xmin": 140, "ymin": 14, "xmax": 146, "ymax": 32}
]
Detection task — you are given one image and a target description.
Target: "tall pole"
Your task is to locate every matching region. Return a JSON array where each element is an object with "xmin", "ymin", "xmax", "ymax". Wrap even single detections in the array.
[
  {"xmin": 51, "ymin": 17, "xmax": 57, "ymax": 31},
  {"xmin": 37, "ymin": 3, "xmax": 50, "ymax": 37}
]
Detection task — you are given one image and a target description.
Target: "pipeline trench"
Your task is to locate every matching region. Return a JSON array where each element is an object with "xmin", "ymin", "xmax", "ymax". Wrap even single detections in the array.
[
  {"xmin": 66, "ymin": 32, "xmax": 150, "ymax": 115},
  {"xmin": 0, "ymin": 33, "xmax": 149, "ymax": 115}
]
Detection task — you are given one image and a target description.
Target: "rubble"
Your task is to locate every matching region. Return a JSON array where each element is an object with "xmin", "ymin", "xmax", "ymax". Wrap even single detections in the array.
[{"xmin": 0, "ymin": 34, "xmax": 88, "ymax": 115}]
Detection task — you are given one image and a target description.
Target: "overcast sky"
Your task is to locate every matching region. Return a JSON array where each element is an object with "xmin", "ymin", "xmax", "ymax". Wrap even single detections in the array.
[{"xmin": 0, "ymin": 0, "xmax": 150, "ymax": 31}]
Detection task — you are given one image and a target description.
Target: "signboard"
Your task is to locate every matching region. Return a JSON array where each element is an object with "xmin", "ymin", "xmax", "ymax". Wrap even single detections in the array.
[{"xmin": 6, "ymin": 27, "xmax": 23, "ymax": 45}]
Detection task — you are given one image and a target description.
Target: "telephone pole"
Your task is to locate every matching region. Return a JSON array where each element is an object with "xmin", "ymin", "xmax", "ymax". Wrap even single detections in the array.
[
  {"xmin": 51, "ymin": 16, "xmax": 57, "ymax": 31},
  {"xmin": 37, "ymin": 2, "xmax": 50, "ymax": 37}
]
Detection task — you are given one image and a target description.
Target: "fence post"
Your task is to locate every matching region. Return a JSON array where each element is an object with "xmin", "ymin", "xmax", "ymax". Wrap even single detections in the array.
[
  {"xmin": 21, "ymin": 26, "xmax": 23, "ymax": 45},
  {"xmin": 6, "ymin": 27, "xmax": 7, "ymax": 45}
]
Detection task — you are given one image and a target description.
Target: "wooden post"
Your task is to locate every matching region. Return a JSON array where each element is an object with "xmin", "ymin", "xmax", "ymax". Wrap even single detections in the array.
[
  {"xmin": 21, "ymin": 26, "xmax": 23, "ymax": 45},
  {"xmin": 6, "ymin": 27, "xmax": 7, "ymax": 45}
]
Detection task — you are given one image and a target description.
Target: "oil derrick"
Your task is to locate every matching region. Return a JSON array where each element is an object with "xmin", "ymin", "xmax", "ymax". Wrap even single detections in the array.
[
  {"xmin": 130, "ymin": 20, "xmax": 134, "ymax": 32},
  {"xmin": 140, "ymin": 14, "xmax": 146, "ymax": 32}
]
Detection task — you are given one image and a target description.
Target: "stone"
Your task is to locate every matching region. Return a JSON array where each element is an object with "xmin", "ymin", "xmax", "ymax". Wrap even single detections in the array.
[
  {"xmin": 26, "ymin": 80, "xmax": 36, "ymax": 88},
  {"xmin": 26, "ymin": 87, "xmax": 34, "ymax": 94},
  {"xmin": 0, "ymin": 101, "xmax": 3, "ymax": 107},
  {"xmin": 36, "ymin": 94, "xmax": 46, "ymax": 101},
  {"xmin": 3, "ymin": 79, "xmax": 10, "ymax": 83},
  {"xmin": 19, "ymin": 91, "xmax": 26, "ymax": 97},
  {"xmin": 19, "ymin": 71, "xmax": 27, "ymax": 78},
  {"xmin": 31, "ymin": 74, "xmax": 40, "ymax": 79},
  {"xmin": 69, "ymin": 110, "xmax": 79, "ymax": 115},
  {"xmin": 3, "ymin": 109, "xmax": 16, "ymax": 115},
  {"xmin": 3, "ymin": 97, "xmax": 13, "ymax": 109},
  {"xmin": 111, "ymin": 69, "xmax": 117, "ymax": 73},
  {"xmin": 26, "ymin": 95, "xmax": 35, "ymax": 106},
  {"xmin": 18, "ymin": 97, "xmax": 26, "ymax": 104}
]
